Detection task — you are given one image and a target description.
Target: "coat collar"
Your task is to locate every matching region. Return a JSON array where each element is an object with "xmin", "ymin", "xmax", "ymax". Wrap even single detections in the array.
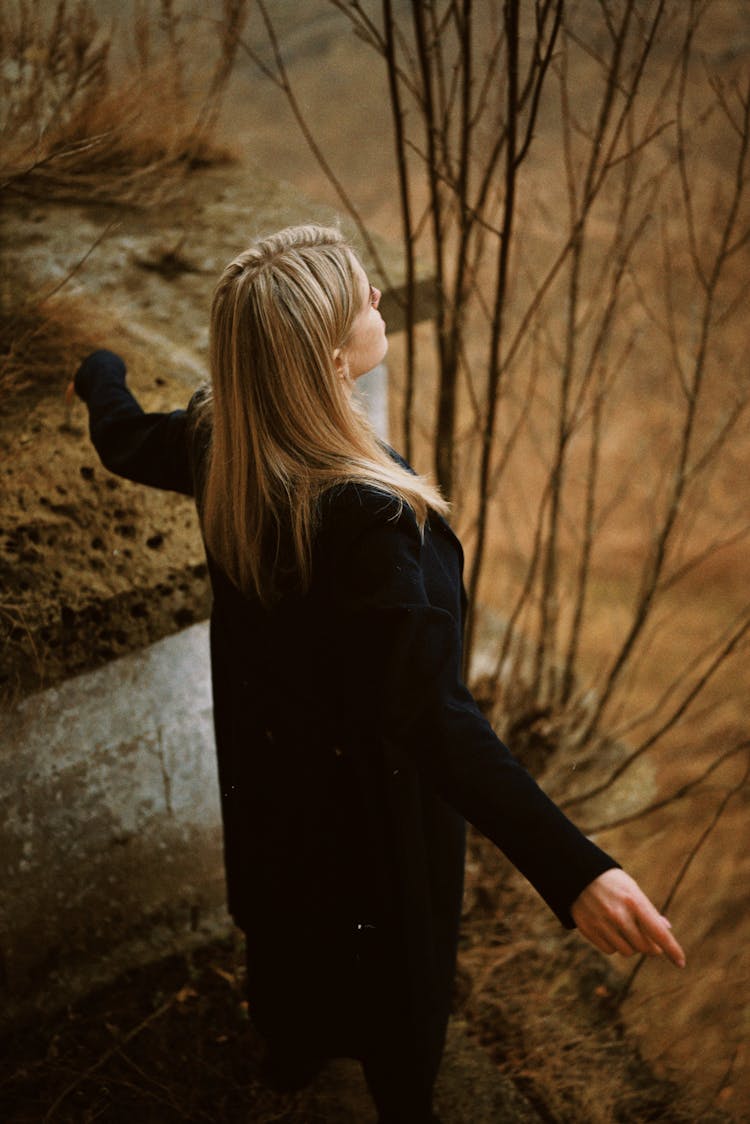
[{"xmin": 384, "ymin": 444, "xmax": 464, "ymax": 566}]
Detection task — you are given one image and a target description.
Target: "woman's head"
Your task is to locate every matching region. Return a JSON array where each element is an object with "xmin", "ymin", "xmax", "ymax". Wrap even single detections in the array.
[
  {"xmin": 209, "ymin": 225, "xmax": 386, "ymax": 459},
  {"xmin": 199, "ymin": 223, "xmax": 445, "ymax": 603}
]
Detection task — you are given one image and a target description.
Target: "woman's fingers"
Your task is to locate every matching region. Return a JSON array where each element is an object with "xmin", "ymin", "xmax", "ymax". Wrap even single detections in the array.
[
  {"xmin": 571, "ymin": 869, "xmax": 686, "ymax": 968},
  {"xmin": 632, "ymin": 904, "xmax": 686, "ymax": 967},
  {"xmin": 611, "ymin": 901, "xmax": 664, "ymax": 957},
  {"xmin": 576, "ymin": 912, "xmax": 637, "ymax": 957},
  {"xmin": 596, "ymin": 919, "xmax": 639, "ymax": 958},
  {"xmin": 621, "ymin": 881, "xmax": 686, "ymax": 965},
  {"xmin": 614, "ymin": 917, "xmax": 660, "ymax": 957},
  {"xmin": 580, "ymin": 926, "xmax": 617, "ymax": 956}
]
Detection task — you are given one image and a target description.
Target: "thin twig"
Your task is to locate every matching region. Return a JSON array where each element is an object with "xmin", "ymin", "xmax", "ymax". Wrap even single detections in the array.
[
  {"xmin": 582, "ymin": 739, "xmax": 749, "ymax": 834},
  {"xmin": 35, "ymin": 219, "xmax": 120, "ymax": 308},
  {"xmin": 616, "ymin": 753, "xmax": 750, "ymax": 1004},
  {"xmin": 243, "ymin": 1, "xmax": 394, "ymax": 290},
  {"xmin": 43, "ymin": 993, "xmax": 179, "ymax": 1121},
  {"xmin": 563, "ymin": 611, "xmax": 750, "ymax": 810}
]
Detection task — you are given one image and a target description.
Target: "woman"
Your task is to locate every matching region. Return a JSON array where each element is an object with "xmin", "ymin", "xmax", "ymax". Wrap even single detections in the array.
[{"xmin": 74, "ymin": 224, "xmax": 684, "ymax": 1124}]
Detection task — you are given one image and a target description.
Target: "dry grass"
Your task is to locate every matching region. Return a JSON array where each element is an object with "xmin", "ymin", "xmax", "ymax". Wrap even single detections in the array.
[
  {"xmin": 0, "ymin": 0, "xmax": 247, "ymax": 207},
  {"xmin": 0, "ymin": 841, "xmax": 733, "ymax": 1124},
  {"xmin": 0, "ymin": 934, "xmax": 291, "ymax": 1124},
  {"xmin": 0, "ymin": 0, "xmax": 250, "ymax": 409},
  {"xmin": 458, "ymin": 829, "xmax": 731, "ymax": 1124},
  {"xmin": 0, "ymin": 273, "xmax": 105, "ymax": 405},
  {"xmin": 0, "ymin": 0, "xmax": 249, "ymax": 397}
]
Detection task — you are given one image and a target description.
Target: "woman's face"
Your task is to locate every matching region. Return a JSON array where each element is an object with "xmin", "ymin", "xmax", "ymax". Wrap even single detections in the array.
[{"xmin": 339, "ymin": 260, "xmax": 388, "ymax": 380}]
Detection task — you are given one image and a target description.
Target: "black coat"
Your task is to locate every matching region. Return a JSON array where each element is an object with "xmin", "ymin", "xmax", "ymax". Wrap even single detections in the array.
[{"xmin": 75, "ymin": 350, "xmax": 617, "ymax": 1069}]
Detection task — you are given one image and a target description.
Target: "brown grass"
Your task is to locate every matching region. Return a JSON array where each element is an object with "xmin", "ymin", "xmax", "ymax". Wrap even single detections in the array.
[
  {"xmin": 0, "ymin": 294, "xmax": 84, "ymax": 403},
  {"xmin": 0, "ymin": 841, "xmax": 731, "ymax": 1124},
  {"xmin": 458, "ymin": 829, "xmax": 729, "ymax": 1124},
  {"xmin": 0, "ymin": 0, "xmax": 245, "ymax": 207},
  {"xmin": 0, "ymin": 276, "xmax": 105, "ymax": 406}
]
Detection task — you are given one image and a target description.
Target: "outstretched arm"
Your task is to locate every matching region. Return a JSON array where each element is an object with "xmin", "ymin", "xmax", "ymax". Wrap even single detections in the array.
[
  {"xmin": 74, "ymin": 349, "xmax": 195, "ymax": 496},
  {"xmin": 320, "ymin": 489, "xmax": 617, "ymax": 927},
  {"xmin": 572, "ymin": 867, "xmax": 686, "ymax": 967},
  {"xmin": 320, "ymin": 487, "xmax": 686, "ymax": 966}
]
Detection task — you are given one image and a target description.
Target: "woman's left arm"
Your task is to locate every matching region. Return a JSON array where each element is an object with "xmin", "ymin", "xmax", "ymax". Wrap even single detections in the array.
[
  {"xmin": 321, "ymin": 489, "xmax": 686, "ymax": 966},
  {"xmin": 74, "ymin": 349, "xmax": 194, "ymax": 496}
]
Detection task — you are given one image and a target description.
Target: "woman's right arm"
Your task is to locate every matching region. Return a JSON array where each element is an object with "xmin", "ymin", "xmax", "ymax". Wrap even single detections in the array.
[{"xmin": 74, "ymin": 350, "xmax": 195, "ymax": 496}]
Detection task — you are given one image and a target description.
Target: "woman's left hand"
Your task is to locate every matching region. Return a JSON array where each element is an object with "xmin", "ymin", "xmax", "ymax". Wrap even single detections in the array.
[{"xmin": 571, "ymin": 868, "xmax": 686, "ymax": 967}]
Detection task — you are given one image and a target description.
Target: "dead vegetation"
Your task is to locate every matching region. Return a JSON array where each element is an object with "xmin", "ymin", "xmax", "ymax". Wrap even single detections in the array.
[
  {"xmin": 0, "ymin": 1, "xmax": 249, "ymax": 404},
  {"xmin": 459, "ymin": 829, "xmax": 733, "ymax": 1124},
  {"xmin": 0, "ymin": 830, "xmax": 733, "ymax": 1124},
  {"xmin": 0, "ymin": 269, "xmax": 109, "ymax": 407},
  {"xmin": 241, "ymin": 0, "xmax": 750, "ymax": 828},
  {"xmin": 0, "ymin": 0, "xmax": 248, "ymax": 207}
]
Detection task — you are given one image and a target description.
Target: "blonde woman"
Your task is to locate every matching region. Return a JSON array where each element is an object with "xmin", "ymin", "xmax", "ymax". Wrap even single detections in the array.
[{"xmin": 74, "ymin": 225, "xmax": 684, "ymax": 1124}]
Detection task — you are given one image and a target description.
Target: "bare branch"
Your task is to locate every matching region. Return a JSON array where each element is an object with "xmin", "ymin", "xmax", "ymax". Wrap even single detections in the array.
[
  {"xmin": 583, "ymin": 739, "xmax": 750, "ymax": 835},
  {"xmin": 563, "ymin": 611, "xmax": 750, "ymax": 810},
  {"xmin": 243, "ymin": 1, "xmax": 395, "ymax": 290},
  {"xmin": 616, "ymin": 751, "xmax": 750, "ymax": 1003},
  {"xmin": 383, "ymin": 0, "xmax": 417, "ymax": 458},
  {"xmin": 463, "ymin": 0, "xmax": 522, "ymax": 664}
]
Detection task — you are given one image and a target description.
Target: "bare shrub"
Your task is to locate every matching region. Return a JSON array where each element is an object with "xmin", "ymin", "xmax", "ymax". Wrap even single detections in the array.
[{"xmin": 0, "ymin": 0, "xmax": 248, "ymax": 206}]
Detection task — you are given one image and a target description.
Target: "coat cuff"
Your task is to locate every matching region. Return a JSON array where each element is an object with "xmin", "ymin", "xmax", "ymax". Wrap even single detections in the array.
[
  {"xmin": 74, "ymin": 349, "xmax": 127, "ymax": 402},
  {"xmin": 550, "ymin": 852, "xmax": 622, "ymax": 929}
]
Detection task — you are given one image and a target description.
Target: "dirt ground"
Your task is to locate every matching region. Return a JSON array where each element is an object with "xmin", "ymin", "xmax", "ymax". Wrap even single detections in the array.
[{"xmin": 0, "ymin": 347, "xmax": 208, "ymax": 701}]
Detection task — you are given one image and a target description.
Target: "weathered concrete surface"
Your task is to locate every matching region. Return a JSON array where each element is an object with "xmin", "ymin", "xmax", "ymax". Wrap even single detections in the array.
[
  {"xmin": 355, "ymin": 361, "xmax": 388, "ymax": 440},
  {"xmin": 0, "ymin": 620, "xmax": 228, "ymax": 1030}
]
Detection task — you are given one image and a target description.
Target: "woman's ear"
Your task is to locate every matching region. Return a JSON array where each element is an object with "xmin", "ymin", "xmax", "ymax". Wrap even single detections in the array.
[{"xmin": 333, "ymin": 348, "xmax": 349, "ymax": 379}]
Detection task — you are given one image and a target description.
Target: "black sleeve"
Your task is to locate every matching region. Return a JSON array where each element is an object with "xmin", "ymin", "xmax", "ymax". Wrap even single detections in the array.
[
  {"xmin": 74, "ymin": 349, "xmax": 194, "ymax": 496},
  {"xmin": 320, "ymin": 487, "xmax": 619, "ymax": 928}
]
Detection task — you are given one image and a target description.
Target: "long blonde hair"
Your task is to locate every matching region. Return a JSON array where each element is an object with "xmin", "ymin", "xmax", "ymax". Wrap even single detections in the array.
[{"xmin": 196, "ymin": 224, "xmax": 448, "ymax": 604}]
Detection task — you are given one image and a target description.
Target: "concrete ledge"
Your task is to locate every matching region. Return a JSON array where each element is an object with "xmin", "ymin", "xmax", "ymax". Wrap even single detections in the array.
[{"xmin": 0, "ymin": 620, "xmax": 228, "ymax": 1030}]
